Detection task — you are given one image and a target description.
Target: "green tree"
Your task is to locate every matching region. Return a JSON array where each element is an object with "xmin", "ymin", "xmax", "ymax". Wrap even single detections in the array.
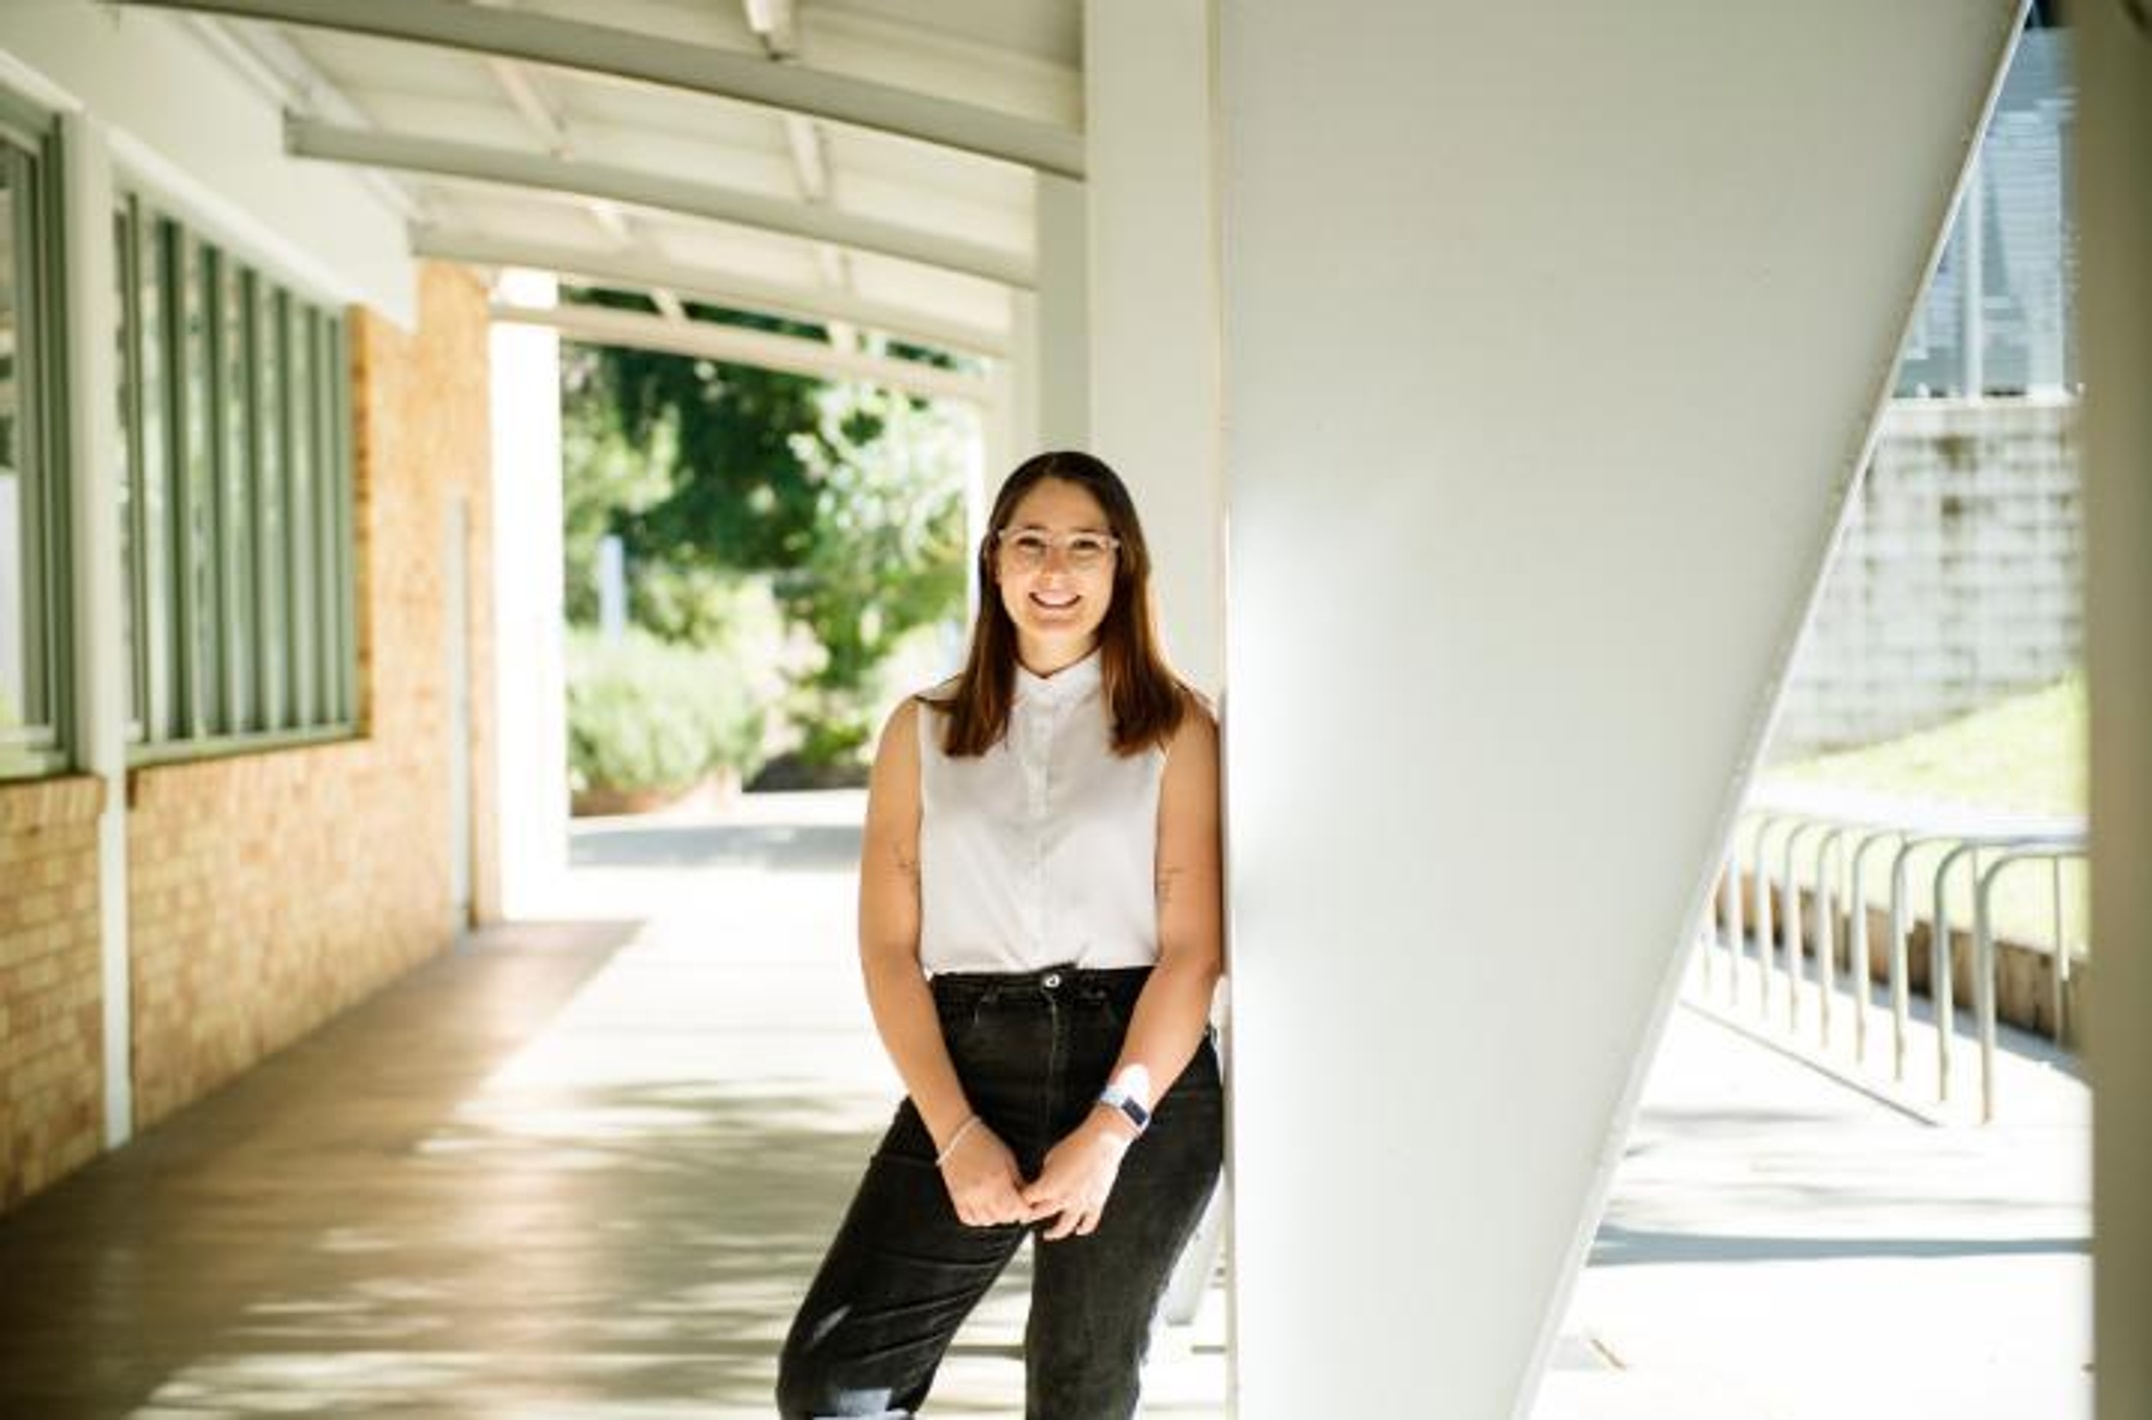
[
  {"xmin": 560, "ymin": 295, "xmax": 970, "ymax": 770},
  {"xmin": 779, "ymin": 381, "xmax": 969, "ymax": 764}
]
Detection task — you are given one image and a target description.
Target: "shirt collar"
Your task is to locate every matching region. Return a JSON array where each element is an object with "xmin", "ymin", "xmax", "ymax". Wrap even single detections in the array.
[{"xmin": 1014, "ymin": 645, "xmax": 1103, "ymax": 708}]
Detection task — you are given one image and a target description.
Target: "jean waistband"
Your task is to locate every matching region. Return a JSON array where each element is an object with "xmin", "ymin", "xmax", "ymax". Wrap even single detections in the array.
[{"xmin": 928, "ymin": 962, "xmax": 1152, "ymax": 1006}]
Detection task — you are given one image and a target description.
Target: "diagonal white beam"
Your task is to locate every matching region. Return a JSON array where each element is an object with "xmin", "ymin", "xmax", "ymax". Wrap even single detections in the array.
[
  {"xmin": 113, "ymin": 0, "xmax": 1086, "ymax": 177},
  {"xmin": 288, "ymin": 116, "xmax": 1034, "ymax": 288},
  {"xmin": 412, "ymin": 226, "xmax": 1008, "ymax": 357},
  {"xmin": 487, "ymin": 54, "xmax": 572, "ymax": 156},
  {"xmin": 493, "ymin": 300, "xmax": 991, "ymax": 403}
]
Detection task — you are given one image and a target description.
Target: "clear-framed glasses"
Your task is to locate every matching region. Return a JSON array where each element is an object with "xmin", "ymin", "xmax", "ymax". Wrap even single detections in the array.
[{"xmin": 994, "ymin": 527, "xmax": 1121, "ymax": 572}]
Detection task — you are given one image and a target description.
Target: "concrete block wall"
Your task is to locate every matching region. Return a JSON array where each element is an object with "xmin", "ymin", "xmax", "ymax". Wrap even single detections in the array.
[
  {"xmin": 1775, "ymin": 398, "xmax": 2082, "ymax": 757},
  {"xmin": 4, "ymin": 261, "xmax": 496, "ymax": 1204},
  {"xmin": 0, "ymin": 777, "xmax": 105, "ymax": 1207}
]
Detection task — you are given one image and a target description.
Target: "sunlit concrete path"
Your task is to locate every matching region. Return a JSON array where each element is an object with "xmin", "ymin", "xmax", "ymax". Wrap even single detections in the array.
[
  {"xmin": 0, "ymin": 790, "xmax": 1227, "ymax": 1417},
  {"xmin": 0, "ymin": 788, "xmax": 2088, "ymax": 1416},
  {"xmin": 1537, "ymin": 993, "xmax": 2092, "ymax": 1419}
]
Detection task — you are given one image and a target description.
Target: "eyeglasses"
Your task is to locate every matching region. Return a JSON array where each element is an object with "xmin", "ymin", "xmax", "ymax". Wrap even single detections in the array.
[{"xmin": 994, "ymin": 528, "xmax": 1121, "ymax": 571}]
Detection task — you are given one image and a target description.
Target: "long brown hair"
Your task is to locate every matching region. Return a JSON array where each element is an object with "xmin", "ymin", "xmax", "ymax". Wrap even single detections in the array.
[{"xmin": 923, "ymin": 450, "xmax": 1194, "ymax": 758}]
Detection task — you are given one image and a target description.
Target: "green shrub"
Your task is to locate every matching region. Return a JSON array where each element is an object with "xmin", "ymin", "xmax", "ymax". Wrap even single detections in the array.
[{"xmin": 566, "ymin": 628, "xmax": 767, "ymax": 794}]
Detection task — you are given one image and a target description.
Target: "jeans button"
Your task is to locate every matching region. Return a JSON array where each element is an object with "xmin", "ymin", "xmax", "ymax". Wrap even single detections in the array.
[{"xmin": 1042, "ymin": 971, "xmax": 1062, "ymax": 989}]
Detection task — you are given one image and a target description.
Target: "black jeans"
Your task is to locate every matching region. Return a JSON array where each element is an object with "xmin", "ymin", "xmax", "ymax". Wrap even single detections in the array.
[{"xmin": 776, "ymin": 962, "xmax": 1225, "ymax": 1419}]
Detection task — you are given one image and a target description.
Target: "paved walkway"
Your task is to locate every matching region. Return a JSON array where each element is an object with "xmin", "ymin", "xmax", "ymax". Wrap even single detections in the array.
[{"xmin": 0, "ymin": 791, "xmax": 2089, "ymax": 1416}]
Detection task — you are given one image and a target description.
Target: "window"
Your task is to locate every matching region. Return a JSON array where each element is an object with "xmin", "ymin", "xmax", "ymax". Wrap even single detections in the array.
[
  {"xmin": 0, "ymin": 111, "xmax": 67, "ymax": 780},
  {"xmin": 115, "ymin": 198, "xmax": 356, "ymax": 761}
]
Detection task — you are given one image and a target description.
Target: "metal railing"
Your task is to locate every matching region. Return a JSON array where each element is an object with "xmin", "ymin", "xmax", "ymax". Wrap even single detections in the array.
[{"xmin": 1691, "ymin": 783, "xmax": 2086, "ymax": 1122}]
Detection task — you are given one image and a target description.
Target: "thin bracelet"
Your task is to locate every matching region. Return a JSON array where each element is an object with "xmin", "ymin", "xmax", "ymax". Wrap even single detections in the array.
[{"xmin": 935, "ymin": 1114, "xmax": 982, "ymax": 1166}]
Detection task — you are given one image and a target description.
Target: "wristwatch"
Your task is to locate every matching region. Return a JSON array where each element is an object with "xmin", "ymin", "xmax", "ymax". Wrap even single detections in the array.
[{"xmin": 1096, "ymin": 1082, "xmax": 1151, "ymax": 1134}]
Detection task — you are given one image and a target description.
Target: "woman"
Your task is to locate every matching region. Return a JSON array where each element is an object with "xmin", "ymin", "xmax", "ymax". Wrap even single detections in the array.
[{"xmin": 776, "ymin": 450, "xmax": 1226, "ymax": 1419}]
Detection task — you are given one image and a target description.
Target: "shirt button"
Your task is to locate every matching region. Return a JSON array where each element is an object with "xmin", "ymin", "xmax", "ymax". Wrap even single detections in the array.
[{"xmin": 1043, "ymin": 972, "xmax": 1063, "ymax": 989}]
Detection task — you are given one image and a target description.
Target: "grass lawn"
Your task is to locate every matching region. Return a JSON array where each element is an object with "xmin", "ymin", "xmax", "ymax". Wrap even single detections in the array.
[{"xmin": 1756, "ymin": 671, "xmax": 2089, "ymax": 957}]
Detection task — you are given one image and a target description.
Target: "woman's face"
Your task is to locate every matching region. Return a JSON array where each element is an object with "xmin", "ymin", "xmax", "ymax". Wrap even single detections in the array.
[{"xmin": 993, "ymin": 477, "xmax": 1118, "ymax": 662}]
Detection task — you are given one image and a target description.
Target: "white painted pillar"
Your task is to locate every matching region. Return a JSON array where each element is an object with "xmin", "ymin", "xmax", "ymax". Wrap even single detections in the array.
[
  {"xmin": 488, "ymin": 268, "xmax": 567, "ymax": 920},
  {"xmin": 2079, "ymin": 11, "xmax": 2152, "ymax": 1418},
  {"xmin": 1212, "ymin": 4, "xmax": 2020, "ymax": 1414},
  {"xmin": 1030, "ymin": 173, "xmax": 1089, "ymax": 453},
  {"xmin": 60, "ymin": 110, "xmax": 132, "ymax": 1147},
  {"xmin": 1083, "ymin": 0, "xmax": 1224, "ymax": 693}
]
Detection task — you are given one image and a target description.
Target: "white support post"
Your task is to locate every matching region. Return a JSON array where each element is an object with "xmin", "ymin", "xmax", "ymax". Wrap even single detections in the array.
[
  {"xmin": 1212, "ymin": 4, "xmax": 2021, "ymax": 1414},
  {"xmin": 488, "ymin": 267, "xmax": 567, "ymax": 920},
  {"xmin": 1031, "ymin": 172, "xmax": 1089, "ymax": 452},
  {"xmin": 2080, "ymin": 9, "xmax": 2152, "ymax": 1418},
  {"xmin": 1084, "ymin": 0, "xmax": 1224, "ymax": 692},
  {"xmin": 60, "ymin": 110, "xmax": 134, "ymax": 1147}
]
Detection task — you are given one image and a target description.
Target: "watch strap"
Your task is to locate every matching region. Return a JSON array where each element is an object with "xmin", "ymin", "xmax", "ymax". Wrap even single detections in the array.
[{"xmin": 1097, "ymin": 1082, "xmax": 1151, "ymax": 1133}]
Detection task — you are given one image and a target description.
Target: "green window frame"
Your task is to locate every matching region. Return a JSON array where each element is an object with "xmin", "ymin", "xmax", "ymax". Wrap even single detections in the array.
[
  {"xmin": 115, "ymin": 198, "xmax": 358, "ymax": 764},
  {"xmin": 0, "ymin": 103, "xmax": 70, "ymax": 781}
]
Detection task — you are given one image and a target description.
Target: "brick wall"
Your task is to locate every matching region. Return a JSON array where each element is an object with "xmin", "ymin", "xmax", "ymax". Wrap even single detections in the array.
[
  {"xmin": 127, "ymin": 261, "xmax": 495, "ymax": 1135},
  {"xmin": 0, "ymin": 777, "xmax": 105, "ymax": 1208}
]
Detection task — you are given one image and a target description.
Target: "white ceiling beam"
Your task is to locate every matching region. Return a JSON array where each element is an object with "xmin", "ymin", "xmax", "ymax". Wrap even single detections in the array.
[
  {"xmin": 289, "ymin": 116, "xmax": 1034, "ymax": 287},
  {"xmin": 114, "ymin": 0, "xmax": 1086, "ymax": 178},
  {"xmin": 491, "ymin": 300, "xmax": 991, "ymax": 404},
  {"xmin": 412, "ymin": 226, "xmax": 1008, "ymax": 357}
]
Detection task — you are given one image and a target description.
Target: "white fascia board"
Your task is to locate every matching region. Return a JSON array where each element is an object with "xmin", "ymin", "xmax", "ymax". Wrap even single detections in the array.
[{"xmin": 0, "ymin": 1, "xmax": 415, "ymax": 325}]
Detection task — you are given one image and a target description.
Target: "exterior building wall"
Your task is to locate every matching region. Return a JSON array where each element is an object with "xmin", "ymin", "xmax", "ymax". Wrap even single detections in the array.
[
  {"xmin": 128, "ymin": 261, "xmax": 494, "ymax": 1134},
  {"xmin": 0, "ymin": 776, "xmax": 105, "ymax": 1208},
  {"xmin": 4, "ymin": 261, "xmax": 493, "ymax": 1205},
  {"xmin": 1775, "ymin": 399, "xmax": 2082, "ymax": 758}
]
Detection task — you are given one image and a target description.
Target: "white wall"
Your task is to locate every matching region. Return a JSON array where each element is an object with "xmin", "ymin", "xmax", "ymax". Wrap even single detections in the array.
[
  {"xmin": 0, "ymin": 2, "xmax": 414, "ymax": 325},
  {"xmin": 1214, "ymin": 3, "xmax": 2022, "ymax": 1414}
]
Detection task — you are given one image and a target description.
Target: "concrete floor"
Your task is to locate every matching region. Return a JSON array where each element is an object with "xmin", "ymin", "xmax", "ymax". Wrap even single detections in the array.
[{"xmin": 0, "ymin": 790, "xmax": 2091, "ymax": 1417}]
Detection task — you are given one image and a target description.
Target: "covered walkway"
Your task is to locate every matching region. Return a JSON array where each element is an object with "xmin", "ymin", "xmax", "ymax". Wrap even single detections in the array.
[{"xmin": 0, "ymin": 791, "xmax": 2089, "ymax": 1417}]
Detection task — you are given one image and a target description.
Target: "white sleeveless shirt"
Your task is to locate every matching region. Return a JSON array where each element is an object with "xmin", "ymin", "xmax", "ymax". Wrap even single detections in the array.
[{"xmin": 915, "ymin": 646, "xmax": 1167, "ymax": 974}]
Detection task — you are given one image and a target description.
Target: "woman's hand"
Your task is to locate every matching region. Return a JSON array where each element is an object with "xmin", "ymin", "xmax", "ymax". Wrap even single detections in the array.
[
  {"xmin": 1021, "ymin": 1112, "xmax": 1137, "ymax": 1240},
  {"xmin": 938, "ymin": 1120, "xmax": 1034, "ymax": 1228}
]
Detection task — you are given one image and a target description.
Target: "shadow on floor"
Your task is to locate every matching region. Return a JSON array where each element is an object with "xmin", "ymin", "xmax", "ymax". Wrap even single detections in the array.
[{"xmin": 0, "ymin": 917, "xmax": 883, "ymax": 1416}]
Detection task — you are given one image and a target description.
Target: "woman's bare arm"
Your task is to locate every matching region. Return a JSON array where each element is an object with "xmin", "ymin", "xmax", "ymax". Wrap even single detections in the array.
[
  {"xmin": 1105, "ymin": 689, "xmax": 1225, "ymax": 1108},
  {"xmin": 855, "ymin": 696, "xmax": 973, "ymax": 1150}
]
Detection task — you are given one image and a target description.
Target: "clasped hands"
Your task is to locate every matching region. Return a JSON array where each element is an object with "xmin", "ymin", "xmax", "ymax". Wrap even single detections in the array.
[{"xmin": 938, "ymin": 1113, "xmax": 1136, "ymax": 1241}]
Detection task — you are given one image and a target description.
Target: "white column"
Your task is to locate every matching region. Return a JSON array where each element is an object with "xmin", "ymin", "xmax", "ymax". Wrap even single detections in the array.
[
  {"xmin": 1084, "ymin": 0, "xmax": 1224, "ymax": 693},
  {"xmin": 2080, "ymin": 11, "xmax": 2152, "ymax": 1418},
  {"xmin": 1212, "ymin": 4, "xmax": 2020, "ymax": 1414},
  {"xmin": 1031, "ymin": 173, "xmax": 1089, "ymax": 452},
  {"xmin": 488, "ymin": 268, "xmax": 567, "ymax": 920},
  {"xmin": 61, "ymin": 110, "xmax": 132, "ymax": 1147}
]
